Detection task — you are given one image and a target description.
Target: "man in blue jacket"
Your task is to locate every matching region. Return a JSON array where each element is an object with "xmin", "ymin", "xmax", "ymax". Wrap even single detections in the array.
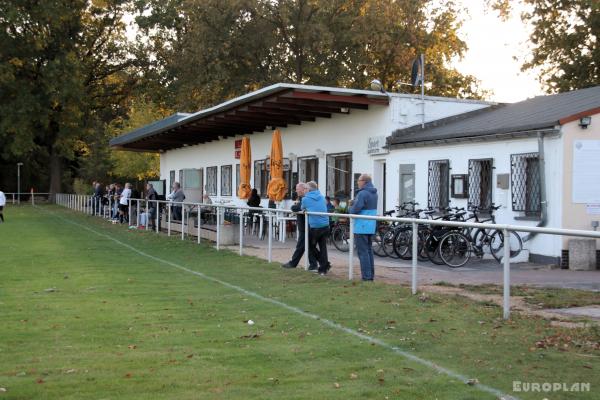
[
  {"xmin": 301, "ymin": 181, "xmax": 331, "ymax": 275},
  {"xmin": 349, "ymin": 174, "xmax": 378, "ymax": 281}
]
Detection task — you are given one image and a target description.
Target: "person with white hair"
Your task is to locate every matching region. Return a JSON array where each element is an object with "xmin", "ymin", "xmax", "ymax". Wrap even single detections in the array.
[
  {"xmin": 118, "ymin": 183, "xmax": 132, "ymax": 224},
  {"xmin": 301, "ymin": 181, "xmax": 331, "ymax": 275},
  {"xmin": 282, "ymin": 182, "xmax": 318, "ymax": 270},
  {"xmin": 349, "ymin": 174, "xmax": 378, "ymax": 281}
]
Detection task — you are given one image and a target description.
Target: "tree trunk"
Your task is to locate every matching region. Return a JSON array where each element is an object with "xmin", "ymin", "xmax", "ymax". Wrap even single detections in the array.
[{"xmin": 49, "ymin": 149, "xmax": 62, "ymax": 201}]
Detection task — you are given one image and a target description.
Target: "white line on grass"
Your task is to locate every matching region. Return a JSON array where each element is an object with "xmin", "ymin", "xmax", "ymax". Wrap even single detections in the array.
[{"xmin": 43, "ymin": 207, "xmax": 516, "ymax": 400}]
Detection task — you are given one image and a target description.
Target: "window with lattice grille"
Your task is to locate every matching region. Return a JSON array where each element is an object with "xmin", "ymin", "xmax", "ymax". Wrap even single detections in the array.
[
  {"xmin": 511, "ymin": 153, "xmax": 541, "ymax": 215},
  {"xmin": 428, "ymin": 160, "xmax": 449, "ymax": 208},
  {"xmin": 468, "ymin": 159, "xmax": 493, "ymax": 209}
]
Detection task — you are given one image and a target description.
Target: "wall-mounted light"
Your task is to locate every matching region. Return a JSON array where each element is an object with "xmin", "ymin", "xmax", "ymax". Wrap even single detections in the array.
[
  {"xmin": 579, "ymin": 116, "xmax": 592, "ymax": 129},
  {"xmin": 315, "ymin": 149, "xmax": 325, "ymax": 158},
  {"xmin": 288, "ymin": 152, "xmax": 297, "ymax": 162}
]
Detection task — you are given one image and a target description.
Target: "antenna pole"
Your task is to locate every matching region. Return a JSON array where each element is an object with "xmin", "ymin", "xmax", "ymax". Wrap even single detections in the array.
[{"xmin": 421, "ymin": 53, "xmax": 425, "ymax": 128}]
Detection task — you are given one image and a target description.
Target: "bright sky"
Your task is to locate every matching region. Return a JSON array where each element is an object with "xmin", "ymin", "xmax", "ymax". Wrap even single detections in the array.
[{"xmin": 453, "ymin": 1, "xmax": 545, "ymax": 103}]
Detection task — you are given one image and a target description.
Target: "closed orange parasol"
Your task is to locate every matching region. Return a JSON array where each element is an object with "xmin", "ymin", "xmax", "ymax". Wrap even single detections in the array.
[
  {"xmin": 267, "ymin": 129, "xmax": 287, "ymax": 202},
  {"xmin": 238, "ymin": 137, "xmax": 252, "ymax": 199}
]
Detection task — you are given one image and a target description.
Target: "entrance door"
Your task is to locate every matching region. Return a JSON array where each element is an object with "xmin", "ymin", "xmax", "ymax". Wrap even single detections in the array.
[{"xmin": 399, "ymin": 164, "xmax": 416, "ymax": 206}]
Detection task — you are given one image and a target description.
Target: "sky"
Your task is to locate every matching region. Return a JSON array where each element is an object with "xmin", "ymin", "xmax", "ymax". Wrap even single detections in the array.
[{"xmin": 453, "ymin": 1, "xmax": 545, "ymax": 103}]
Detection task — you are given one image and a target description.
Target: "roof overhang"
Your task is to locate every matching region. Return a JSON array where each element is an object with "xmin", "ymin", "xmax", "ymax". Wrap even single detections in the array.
[
  {"xmin": 387, "ymin": 128, "xmax": 560, "ymax": 149},
  {"xmin": 110, "ymin": 83, "xmax": 389, "ymax": 152}
]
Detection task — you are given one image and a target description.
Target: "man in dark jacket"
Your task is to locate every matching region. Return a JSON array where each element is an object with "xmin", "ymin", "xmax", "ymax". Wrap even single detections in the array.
[
  {"xmin": 302, "ymin": 181, "xmax": 331, "ymax": 275},
  {"xmin": 349, "ymin": 174, "xmax": 378, "ymax": 281},
  {"xmin": 146, "ymin": 183, "xmax": 158, "ymax": 230},
  {"xmin": 282, "ymin": 183, "xmax": 317, "ymax": 270}
]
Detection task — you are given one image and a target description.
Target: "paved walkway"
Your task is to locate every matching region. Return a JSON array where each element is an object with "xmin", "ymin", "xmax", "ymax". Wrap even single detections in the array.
[{"xmin": 223, "ymin": 234, "xmax": 600, "ymax": 291}]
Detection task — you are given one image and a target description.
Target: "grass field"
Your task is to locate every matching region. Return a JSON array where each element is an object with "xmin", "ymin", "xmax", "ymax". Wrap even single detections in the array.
[{"xmin": 0, "ymin": 205, "xmax": 598, "ymax": 400}]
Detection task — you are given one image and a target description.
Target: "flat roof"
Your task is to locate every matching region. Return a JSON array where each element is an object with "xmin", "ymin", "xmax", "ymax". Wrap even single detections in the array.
[{"xmin": 110, "ymin": 83, "xmax": 391, "ymax": 152}]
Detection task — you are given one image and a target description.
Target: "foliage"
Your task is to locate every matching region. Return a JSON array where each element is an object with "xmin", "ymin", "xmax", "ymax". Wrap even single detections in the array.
[
  {"xmin": 521, "ymin": 0, "xmax": 599, "ymax": 92},
  {"xmin": 133, "ymin": 0, "xmax": 487, "ymax": 111},
  {"xmin": 0, "ymin": 0, "xmax": 138, "ymax": 192}
]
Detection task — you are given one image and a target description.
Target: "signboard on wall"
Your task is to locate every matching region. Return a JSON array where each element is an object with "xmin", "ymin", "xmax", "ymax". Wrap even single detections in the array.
[
  {"xmin": 573, "ymin": 140, "xmax": 600, "ymax": 203},
  {"xmin": 367, "ymin": 136, "xmax": 389, "ymax": 155}
]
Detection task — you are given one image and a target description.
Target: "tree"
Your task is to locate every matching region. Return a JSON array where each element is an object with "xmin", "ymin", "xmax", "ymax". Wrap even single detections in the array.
[
  {"xmin": 0, "ymin": 0, "xmax": 137, "ymax": 194},
  {"xmin": 487, "ymin": 0, "xmax": 599, "ymax": 92},
  {"xmin": 521, "ymin": 0, "xmax": 599, "ymax": 92},
  {"xmin": 133, "ymin": 0, "xmax": 487, "ymax": 112}
]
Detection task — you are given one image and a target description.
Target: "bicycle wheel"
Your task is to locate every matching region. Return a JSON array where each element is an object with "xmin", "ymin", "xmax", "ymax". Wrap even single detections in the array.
[
  {"xmin": 372, "ymin": 230, "xmax": 387, "ymax": 257},
  {"xmin": 394, "ymin": 228, "xmax": 412, "ymax": 260},
  {"xmin": 332, "ymin": 225, "xmax": 350, "ymax": 252},
  {"xmin": 424, "ymin": 232, "xmax": 445, "ymax": 265},
  {"xmin": 382, "ymin": 228, "xmax": 400, "ymax": 259},
  {"xmin": 439, "ymin": 232, "xmax": 471, "ymax": 268},
  {"xmin": 490, "ymin": 230, "xmax": 523, "ymax": 262}
]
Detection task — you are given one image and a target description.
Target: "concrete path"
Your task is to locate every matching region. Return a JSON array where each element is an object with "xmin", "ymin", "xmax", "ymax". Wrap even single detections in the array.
[{"xmin": 224, "ymin": 234, "xmax": 600, "ymax": 291}]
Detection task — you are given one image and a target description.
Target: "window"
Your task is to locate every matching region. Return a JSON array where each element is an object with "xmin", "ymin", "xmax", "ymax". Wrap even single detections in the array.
[
  {"xmin": 511, "ymin": 153, "xmax": 541, "ymax": 215},
  {"xmin": 298, "ymin": 157, "xmax": 318, "ymax": 184},
  {"xmin": 182, "ymin": 169, "xmax": 202, "ymax": 189},
  {"xmin": 178, "ymin": 170, "xmax": 183, "ymax": 186},
  {"xmin": 468, "ymin": 159, "xmax": 493, "ymax": 209},
  {"xmin": 169, "ymin": 170, "xmax": 175, "ymax": 191},
  {"xmin": 254, "ymin": 160, "xmax": 268, "ymax": 197},
  {"xmin": 326, "ymin": 152, "xmax": 352, "ymax": 199},
  {"xmin": 399, "ymin": 164, "xmax": 415, "ymax": 204},
  {"xmin": 221, "ymin": 165, "xmax": 232, "ymax": 196},
  {"xmin": 428, "ymin": 160, "xmax": 449, "ymax": 208},
  {"xmin": 235, "ymin": 164, "xmax": 240, "ymax": 196},
  {"xmin": 206, "ymin": 166, "xmax": 217, "ymax": 196}
]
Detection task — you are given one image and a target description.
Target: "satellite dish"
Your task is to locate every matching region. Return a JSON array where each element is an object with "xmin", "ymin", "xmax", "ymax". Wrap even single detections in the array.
[
  {"xmin": 411, "ymin": 56, "xmax": 422, "ymax": 87},
  {"xmin": 370, "ymin": 79, "xmax": 384, "ymax": 92}
]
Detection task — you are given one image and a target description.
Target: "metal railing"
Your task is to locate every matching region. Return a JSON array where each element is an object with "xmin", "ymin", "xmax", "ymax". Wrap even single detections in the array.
[
  {"xmin": 53, "ymin": 193, "xmax": 600, "ymax": 320},
  {"xmin": 4, "ymin": 192, "xmax": 52, "ymax": 205}
]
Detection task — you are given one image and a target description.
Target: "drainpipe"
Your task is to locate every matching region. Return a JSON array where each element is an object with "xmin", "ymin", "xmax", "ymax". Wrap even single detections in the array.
[{"xmin": 522, "ymin": 131, "xmax": 548, "ymax": 242}]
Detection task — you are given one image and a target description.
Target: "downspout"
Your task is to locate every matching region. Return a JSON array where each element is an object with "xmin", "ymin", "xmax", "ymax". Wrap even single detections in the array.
[{"xmin": 522, "ymin": 131, "xmax": 548, "ymax": 242}]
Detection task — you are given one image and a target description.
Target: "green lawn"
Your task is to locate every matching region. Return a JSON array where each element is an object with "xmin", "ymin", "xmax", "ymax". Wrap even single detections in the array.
[{"xmin": 0, "ymin": 205, "xmax": 598, "ymax": 400}]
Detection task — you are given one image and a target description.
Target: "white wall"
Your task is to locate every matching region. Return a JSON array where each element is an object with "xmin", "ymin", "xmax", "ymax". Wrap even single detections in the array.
[
  {"xmin": 384, "ymin": 135, "xmax": 564, "ymax": 258},
  {"xmin": 160, "ymin": 94, "xmax": 490, "ymax": 207}
]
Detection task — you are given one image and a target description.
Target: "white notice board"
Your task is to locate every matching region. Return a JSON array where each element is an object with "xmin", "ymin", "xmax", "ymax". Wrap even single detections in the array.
[{"xmin": 573, "ymin": 140, "xmax": 600, "ymax": 203}]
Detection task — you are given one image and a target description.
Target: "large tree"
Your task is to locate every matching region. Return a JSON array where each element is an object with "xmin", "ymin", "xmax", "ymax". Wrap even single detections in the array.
[
  {"xmin": 0, "ymin": 0, "xmax": 137, "ymax": 194},
  {"xmin": 487, "ymin": 0, "xmax": 599, "ymax": 92},
  {"xmin": 134, "ymin": 0, "xmax": 486, "ymax": 112},
  {"xmin": 521, "ymin": 0, "xmax": 599, "ymax": 92}
]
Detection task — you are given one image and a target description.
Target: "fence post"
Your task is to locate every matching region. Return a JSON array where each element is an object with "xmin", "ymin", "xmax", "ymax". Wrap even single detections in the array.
[
  {"xmin": 156, "ymin": 200, "xmax": 160, "ymax": 233},
  {"xmin": 216, "ymin": 206, "xmax": 221, "ymax": 250},
  {"xmin": 412, "ymin": 221, "xmax": 418, "ymax": 295},
  {"xmin": 197, "ymin": 203, "xmax": 201, "ymax": 244},
  {"xmin": 304, "ymin": 212, "xmax": 309, "ymax": 270},
  {"xmin": 181, "ymin": 204, "xmax": 185, "ymax": 240},
  {"xmin": 239, "ymin": 208, "xmax": 244, "ymax": 256},
  {"xmin": 146, "ymin": 200, "xmax": 149, "ymax": 231},
  {"xmin": 503, "ymin": 228, "xmax": 511, "ymax": 320},
  {"xmin": 168, "ymin": 203, "xmax": 171, "ymax": 236},
  {"xmin": 268, "ymin": 210, "xmax": 273, "ymax": 263},
  {"xmin": 348, "ymin": 216, "xmax": 354, "ymax": 280},
  {"xmin": 136, "ymin": 200, "xmax": 140, "ymax": 227},
  {"xmin": 31, "ymin": 189, "xmax": 34, "ymax": 206}
]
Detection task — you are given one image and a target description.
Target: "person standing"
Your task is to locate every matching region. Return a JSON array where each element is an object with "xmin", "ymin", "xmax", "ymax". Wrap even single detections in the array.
[
  {"xmin": 167, "ymin": 182, "xmax": 185, "ymax": 221},
  {"xmin": 282, "ymin": 183, "xmax": 317, "ymax": 270},
  {"xmin": 146, "ymin": 183, "xmax": 158, "ymax": 230},
  {"xmin": 0, "ymin": 189, "xmax": 6, "ymax": 222},
  {"xmin": 349, "ymin": 174, "xmax": 378, "ymax": 281},
  {"xmin": 118, "ymin": 183, "xmax": 132, "ymax": 224},
  {"xmin": 301, "ymin": 181, "xmax": 331, "ymax": 275}
]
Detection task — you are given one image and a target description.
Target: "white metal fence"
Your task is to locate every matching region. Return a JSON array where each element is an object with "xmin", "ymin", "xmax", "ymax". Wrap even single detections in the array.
[
  {"xmin": 4, "ymin": 192, "xmax": 52, "ymax": 205},
  {"xmin": 53, "ymin": 193, "xmax": 600, "ymax": 320}
]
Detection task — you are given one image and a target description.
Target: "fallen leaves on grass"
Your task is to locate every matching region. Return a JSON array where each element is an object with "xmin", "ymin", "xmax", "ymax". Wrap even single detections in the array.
[
  {"xmin": 350, "ymin": 373, "xmax": 358, "ymax": 379},
  {"xmin": 333, "ymin": 382, "xmax": 340, "ymax": 388},
  {"xmin": 239, "ymin": 333, "xmax": 261, "ymax": 339},
  {"xmin": 466, "ymin": 378, "xmax": 479, "ymax": 386}
]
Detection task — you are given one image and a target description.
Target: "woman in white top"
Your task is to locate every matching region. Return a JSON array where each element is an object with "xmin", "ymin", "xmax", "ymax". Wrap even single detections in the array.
[{"xmin": 118, "ymin": 183, "xmax": 132, "ymax": 223}]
